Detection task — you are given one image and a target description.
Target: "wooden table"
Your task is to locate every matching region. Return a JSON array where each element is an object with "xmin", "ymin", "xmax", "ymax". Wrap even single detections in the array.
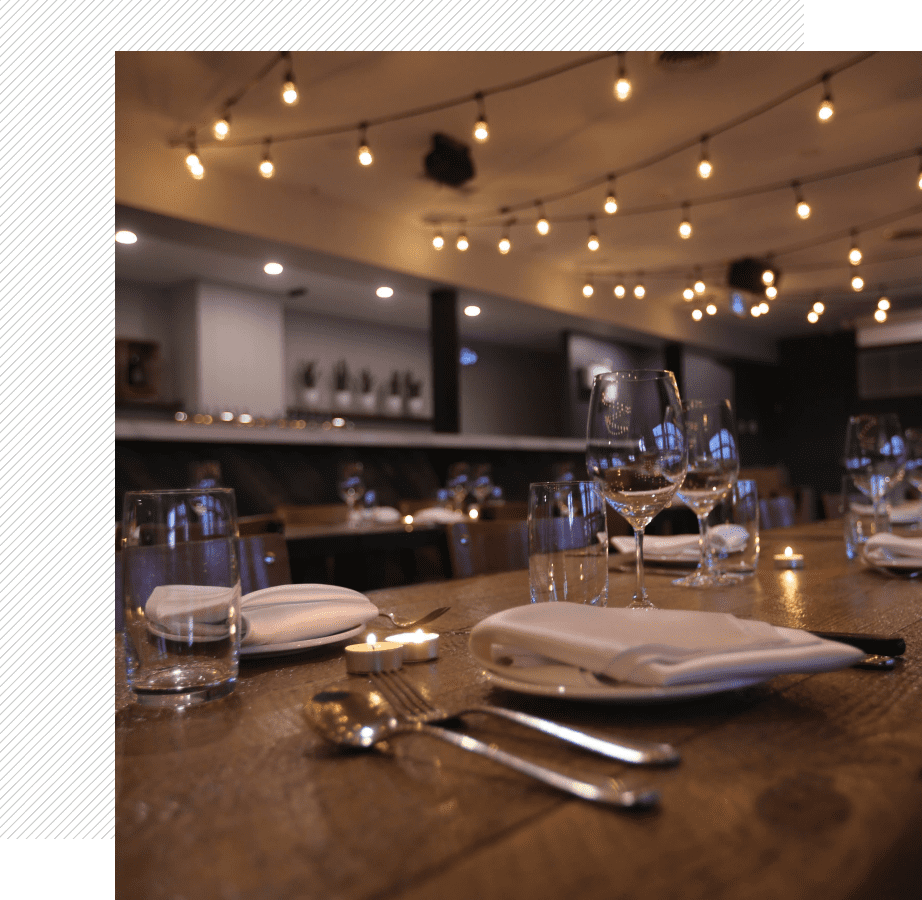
[{"xmin": 115, "ymin": 521, "xmax": 922, "ymax": 900}]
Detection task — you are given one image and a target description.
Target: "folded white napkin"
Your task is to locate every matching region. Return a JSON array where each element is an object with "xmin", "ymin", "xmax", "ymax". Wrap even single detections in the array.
[
  {"xmin": 366, "ymin": 506, "xmax": 401, "ymax": 523},
  {"xmin": 469, "ymin": 604, "xmax": 864, "ymax": 687},
  {"xmin": 611, "ymin": 525, "xmax": 749, "ymax": 561},
  {"xmin": 411, "ymin": 506, "xmax": 465, "ymax": 524},
  {"xmin": 851, "ymin": 500, "xmax": 921, "ymax": 524},
  {"xmin": 862, "ymin": 533, "xmax": 922, "ymax": 567},
  {"xmin": 145, "ymin": 583, "xmax": 378, "ymax": 646}
]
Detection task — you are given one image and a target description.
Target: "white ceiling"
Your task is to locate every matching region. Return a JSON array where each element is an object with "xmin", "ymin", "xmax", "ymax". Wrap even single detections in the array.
[{"xmin": 115, "ymin": 51, "xmax": 922, "ymax": 355}]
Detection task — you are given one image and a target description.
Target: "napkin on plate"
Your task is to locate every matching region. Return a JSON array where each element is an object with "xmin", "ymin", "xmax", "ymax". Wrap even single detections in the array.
[
  {"xmin": 469, "ymin": 604, "xmax": 864, "ymax": 687},
  {"xmin": 410, "ymin": 506, "xmax": 465, "ymax": 524},
  {"xmin": 611, "ymin": 525, "xmax": 749, "ymax": 562},
  {"xmin": 145, "ymin": 583, "xmax": 378, "ymax": 646},
  {"xmin": 366, "ymin": 506, "xmax": 401, "ymax": 524},
  {"xmin": 862, "ymin": 533, "xmax": 922, "ymax": 567}
]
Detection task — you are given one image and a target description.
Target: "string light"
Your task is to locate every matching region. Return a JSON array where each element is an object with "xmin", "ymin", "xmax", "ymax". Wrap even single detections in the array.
[
  {"xmin": 259, "ymin": 139, "xmax": 274, "ymax": 178},
  {"xmin": 473, "ymin": 92, "xmax": 489, "ymax": 142},
  {"xmin": 759, "ymin": 301, "xmax": 769, "ymax": 314},
  {"xmin": 813, "ymin": 301, "xmax": 825, "ymax": 313},
  {"xmin": 587, "ymin": 217, "xmax": 600, "ymax": 251},
  {"xmin": 498, "ymin": 220, "xmax": 512, "ymax": 254},
  {"xmin": 817, "ymin": 74, "xmax": 834, "ymax": 121},
  {"xmin": 793, "ymin": 180, "xmax": 811, "ymax": 219},
  {"xmin": 604, "ymin": 177, "xmax": 618, "ymax": 214},
  {"xmin": 706, "ymin": 303, "xmax": 717, "ymax": 316},
  {"xmin": 766, "ymin": 285, "xmax": 778, "ymax": 300},
  {"xmin": 614, "ymin": 52, "xmax": 631, "ymax": 101},
  {"xmin": 683, "ymin": 281, "xmax": 695, "ymax": 301},
  {"xmin": 878, "ymin": 296, "xmax": 890, "ymax": 310},
  {"xmin": 432, "ymin": 231, "xmax": 445, "ymax": 250},
  {"xmin": 213, "ymin": 108, "xmax": 231, "ymax": 140},
  {"xmin": 918, "ymin": 151, "xmax": 922, "ymax": 189},
  {"xmin": 692, "ymin": 308, "xmax": 703, "ymax": 321},
  {"xmin": 456, "ymin": 229, "xmax": 469, "ymax": 251},
  {"xmin": 613, "ymin": 280, "xmax": 626, "ymax": 299},
  {"xmin": 634, "ymin": 274, "xmax": 645, "ymax": 299},
  {"xmin": 281, "ymin": 53, "xmax": 298, "ymax": 105},
  {"xmin": 678, "ymin": 203, "xmax": 692, "ymax": 239},
  {"xmin": 694, "ymin": 270, "xmax": 706, "ymax": 294},
  {"xmin": 807, "ymin": 310, "xmax": 819, "ymax": 323},
  {"xmin": 535, "ymin": 203, "xmax": 550, "ymax": 235},
  {"xmin": 851, "ymin": 270, "xmax": 864, "ymax": 291},
  {"xmin": 848, "ymin": 230, "xmax": 862, "ymax": 265},
  {"xmin": 697, "ymin": 136, "xmax": 712, "ymax": 179},
  {"xmin": 357, "ymin": 124, "xmax": 373, "ymax": 166},
  {"xmin": 184, "ymin": 132, "xmax": 204, "ymax": 179},
  {"xmin": 874, "ymin": 308, "xmax": 888, "ymax": 322},
  {"xmin": 583, "ymin": 277, "xmax": 594, "ymax": 297},
  {"xmin": 750, "ymin": 304, "xmax": 762, "ymax": 317},
  {"xmin": 762, "ymin": 264, "xmax": 775, "ymax": 285}
]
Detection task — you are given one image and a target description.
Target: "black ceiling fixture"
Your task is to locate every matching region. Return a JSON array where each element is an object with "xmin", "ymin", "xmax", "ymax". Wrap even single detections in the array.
[
  {"xmin": 424, "ymin": 133, "xmax": 475, "ymax": 187},
  {"xmin": 727, "ymin": 257, "xmax": 779, "ymax": 295}
]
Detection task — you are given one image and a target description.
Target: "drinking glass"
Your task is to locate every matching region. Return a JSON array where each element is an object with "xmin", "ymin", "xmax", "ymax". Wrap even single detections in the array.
[
  {"xmin": 446, "ymin": 462, "xmax": 470, "ymax": 511},
  {"xmin": 528, "ymin": 481, "xmax": 608, "ymax": 606},
  {"xmin": 586, "ymin": 370, "xmax": 687, "ymax": 608},
  {"xmin": 840, "ymin": 472, "xmax": 889, "ymax": 559},
  {"xmin": 709, "ymin": 479, "xmax": 760, "ymax": 576},
  {"xmin": 337, "ymin": 461, "xmax": 366, "ymax": 524},
  {"xmin": 842, "ymin": 414, "xmax": 906, "ymax": 526},
  {"xmin": 673, "ymin": 399, "xmax": 741, "ymax": 588},
  {"xmin": 121, "ymin": 488, "xmax": 241, "ymax": 707},
  {"xmin": 470, "ymin": 464, "xmax": 494, "ymax": 513},
  {"xmin": 905, "ymin": 428, "xmax": 922, "ymax": 494}
]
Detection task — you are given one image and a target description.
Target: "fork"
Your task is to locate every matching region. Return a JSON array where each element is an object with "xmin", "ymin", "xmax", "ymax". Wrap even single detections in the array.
[
  {"xmin": 378, "ymin": 606, "xmax": 451, "ymax": 629},
  {"xmin": 369, "ymin": 669, "xmax": 679, "ymax": 765}
]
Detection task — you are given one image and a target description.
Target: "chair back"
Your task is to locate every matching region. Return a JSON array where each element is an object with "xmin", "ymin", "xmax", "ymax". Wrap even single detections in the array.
[
  {"xmin": 447, "ymin": 519, "xmax": 529, "ymax": 578},
  {"xmin": 759, "ymin": 495, "xmax": 797, "ymax": 530}
]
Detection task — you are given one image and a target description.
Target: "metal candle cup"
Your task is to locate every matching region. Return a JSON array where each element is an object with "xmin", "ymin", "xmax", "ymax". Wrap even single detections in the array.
[
  {"xmin": 388, "ymin": 630, "xmax": 439, "ymax": 662},
  {"xmin": 774, "ymin": 546, "xmax": 805, "ymax": 569},
  {"xmin": 345, "ymin": 634, "xmax": 404, "ymax": 674}
]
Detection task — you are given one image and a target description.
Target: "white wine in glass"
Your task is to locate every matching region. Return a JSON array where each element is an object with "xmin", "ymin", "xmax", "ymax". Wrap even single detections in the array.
[
  {"xmin": 673, "ymin": 399, "xmax": 740, "ymax": 588},
  {"xmin": 586, "ymin": 370, "xmax": 688, "ymax": 607}
]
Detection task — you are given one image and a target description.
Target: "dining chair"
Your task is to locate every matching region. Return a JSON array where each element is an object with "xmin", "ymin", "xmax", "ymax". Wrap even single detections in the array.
[
  {"xmin": 447, "ymin": 519, "xmax": 529, "ymax": 578},
  {"xmin": 759, "ymin": 495, "xmax": 797, "ymax": 530}
]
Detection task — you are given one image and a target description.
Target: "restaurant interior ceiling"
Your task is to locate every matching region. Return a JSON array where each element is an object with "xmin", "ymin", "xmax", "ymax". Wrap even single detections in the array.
[{"xmin": 115, "ymin": 51, "xmax": 922, "ymax": 356}]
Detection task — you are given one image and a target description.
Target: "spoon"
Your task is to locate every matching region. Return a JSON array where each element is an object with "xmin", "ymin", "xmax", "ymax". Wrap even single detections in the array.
[
  {"xmin": 378, "ymin": 606, "xmax": 450, "ymax": 629},
  {"xmin": 304, "ymin": 690, "xmax": 658, "ymax": 809}
]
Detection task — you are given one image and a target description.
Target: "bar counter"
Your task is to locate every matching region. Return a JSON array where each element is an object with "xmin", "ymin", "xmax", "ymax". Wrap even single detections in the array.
[{"xmin": 115, "ymin": 521, "xmax": 922, "ymax": 900}]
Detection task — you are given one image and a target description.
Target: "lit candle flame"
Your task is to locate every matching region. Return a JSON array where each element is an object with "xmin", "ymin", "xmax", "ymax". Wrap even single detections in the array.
[
  {"xmin": 366, "ymin": 633, "xmax": 377, "ymax": 645},
  {"xmin": 784, "ymin": 547, "xmax": 793, "ymax": 557}
]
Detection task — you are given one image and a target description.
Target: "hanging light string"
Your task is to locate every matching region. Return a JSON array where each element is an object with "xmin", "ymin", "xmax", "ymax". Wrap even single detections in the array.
[
  {"xmin": 587, "ymin": 202, "xmax": 922, "ymax": 286},
  {"xmin": 174, "ymin": 51, "xmax": 617, "ymax": 151},
  {"xmin": 432, "ymin": 52, "xmax": 875, "ymax": 228}
]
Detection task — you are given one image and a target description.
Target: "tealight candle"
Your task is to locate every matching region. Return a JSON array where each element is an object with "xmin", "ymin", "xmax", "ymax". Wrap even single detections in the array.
[
  {"xmin": 345, "ymin": 633, "xmax": 404, "ymax": 674},
  {"xmin": 388, "ymin": 629, "xmax": 440, "ymax": 662},
  {"xmin": 774, "ymin": 546, "xmax": 805, "ymax": 569}
]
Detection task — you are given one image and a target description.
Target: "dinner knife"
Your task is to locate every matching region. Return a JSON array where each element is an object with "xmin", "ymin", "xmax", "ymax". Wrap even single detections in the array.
[{"xmin": 808, "ymin": 631, "xmax": 906, "ymax": 657}]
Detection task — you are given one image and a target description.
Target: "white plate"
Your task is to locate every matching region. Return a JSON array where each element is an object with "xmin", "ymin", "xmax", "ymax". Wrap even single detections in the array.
[
  {"xmin": 481, "ymin": 664, "xmax": 769, "ymax": 703},
  {"xmin": 241, "ymin": 623, "xmax": 364, "ymax": 658}
]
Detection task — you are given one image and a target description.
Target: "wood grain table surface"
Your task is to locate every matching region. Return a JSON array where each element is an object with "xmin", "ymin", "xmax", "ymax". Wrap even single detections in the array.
[{"xmin": 115, "ymin": 520, "xmax": 922, "ymax": 900}]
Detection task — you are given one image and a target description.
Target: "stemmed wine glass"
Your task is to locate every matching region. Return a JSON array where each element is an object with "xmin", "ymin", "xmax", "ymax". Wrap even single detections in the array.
[
  {"xmin": 586, "ymin": 370, "xmax": 688, "ymax": 608},
  {"xmin": 843, "ymin": 414, "xmax": 906, "ymax": 526},
  {"xmin": 904, "ymin": 428, "xmax": 922, "ymax": 494},
  {"xmin": 337, "ymin": 461, "xmax": 366, "ymax": 525},
  {"xmin": 470, "ymin": 464, "xmax": 494, "ymax": 514},
  {"xmin": 446, "ymin": 463, "xmax": 470, "ymax": 512},
  {"xmin": 672, "ymin": 399, "xmax": 741, "ymax": 588}
]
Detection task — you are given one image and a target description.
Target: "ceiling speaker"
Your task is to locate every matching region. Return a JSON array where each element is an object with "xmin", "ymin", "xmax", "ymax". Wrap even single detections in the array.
[
  {"xmin": 424, "ymin": 133, "xmax": 475, "ymax": 187},
  {"xmin": 727, "ymin": 257, "xmax": 779, "ymax": 295}
]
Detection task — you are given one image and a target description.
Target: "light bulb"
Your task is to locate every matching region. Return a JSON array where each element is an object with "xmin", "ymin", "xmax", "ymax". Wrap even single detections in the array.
[
  {"xmin": 464, "ymin": 305, "xmax": 480, "ymax": 317},
  {"xmin": 807, "ymin": 311, "xmax": 819, "ymax": 323},
  {"xmin": 615, "ymin": 76, "xmax": 631, "ymax": 101},
  {"xmin": 692, "ymin": 309, "xmax": 703, "ymax": 321},
  {"xmin": 587, "ymin": 233, "xmax": 600, "ymax": 251},
  {"xmin": 852, "ymin": 274, "xmax": 864, "ymax": 291},
  {"xmin": 259, "ymin": 157, "xmax": 274, "ymax": 178},
  {"xmin": 604, "ymin": 193, "xmax": 618, "ymax": 214},
  {"xmin": 115, "ymin": 230, "xmax": 137, "ymax": 244},
  {"xmin": 185, "ymin": 148, "xmax": 203, "ymax": 179},
  {"xmin": 679, "ymin": 218, "xmax": 692, "ymax": 239},
  {"xmin": 762, "ymin": 269, "xmax": 774, "ymax": 285},
  {"xmin": 697, "ymin": 137, "xmax": 712, "ymax": 179},
  {"xmin": 264, "ymin": 262, "xmax": 283, "ymax": 275},
  {"xmin": 759, "ymin": 302, "xmax": 769, "ymax": 314},
  {"xmin": 766, "ymin": 285, "xmax": 778, "ymax": 300},
  {"xmin": 473, "ymin": 117, "xmax": 489, "ymax": 142},
  {"xmin": 634, "ymin": 284, "xmax": 645, "ymax": 299},
  {"xmin": 813, "ymin": 301, "xmax": 825, "ymax": 314},
  {"xmin": 694, "ymin": 279, "xmax": 705, "ymax": 294},
  {"xmin": 874, "ymin": 309, "xmax": 887, "ymax": 323},
  {"xmin": 583, "ymin": 282, "xmax": 594, "ymax": 298},
  {"xmin": 751, "ymin": 305, "xmax": 762, "ymax": 317},
  {"xmin": 282, "ymin": 78, "xmax": 298, "ymax": 105},
  {"xmin": 432, "ymin": 233, "xmax": 444, "ymax": 250},
  {"xmin": 614, "ymin": 284, "xmax": 626, "ymax": 299},
  {"xmin": 818, "ymin": 96, "xmax": 834, "ymax": 121},
  {"xmin": 456, "ymin": 233, "xmax": 469, "ymax": 251},
  {"xmin": 849, "ymin": 246, "xmax": 862, "ymax": 265},
  {"xmin": 213, "ymin": 115, "xmax": 230, "ymax": 140},
  {"xmin": 376, "ymin": 286, "xmax": 394, "ymax": 298},
  {"xmin": 536, "ymin": 217, "xmax": 550, "ymax": 235},
  {"xmin": 498, "ymin": 236, "xmax": 511, "ymax": 254},
  {"xmin": 706, "ymin": 304, "xmax": 717, "ymax": 315},
  {"xmin": 683, "ymin": 287, "xmax": 695, "ymax": 301},
  {"xmin": 358, "ymin": 143, "xmax": 373, "ymax": 166},
  {"xmin": 797, "ymin": 200, "xmax": 811, "ymax": 219},
  {"xmin": 877, "ymin": 297, "xmax": 890, "ymax": 311}
]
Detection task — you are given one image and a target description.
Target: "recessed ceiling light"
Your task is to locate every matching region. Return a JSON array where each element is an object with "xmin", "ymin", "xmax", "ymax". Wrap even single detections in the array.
[
  {"xmin": 264, "ymin": 262, "xmax": 283, "ymax": 275},
  {"xmin": 115, "ymin": 230, "xmax": 137, "ymax": 244},
  {"xmin": 464, "ymin": 305, "xmax": 481, "ymax": 317},
  {"xmin": 376, "ymin": 286, "xmax": 394, "ymax": 298}
]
